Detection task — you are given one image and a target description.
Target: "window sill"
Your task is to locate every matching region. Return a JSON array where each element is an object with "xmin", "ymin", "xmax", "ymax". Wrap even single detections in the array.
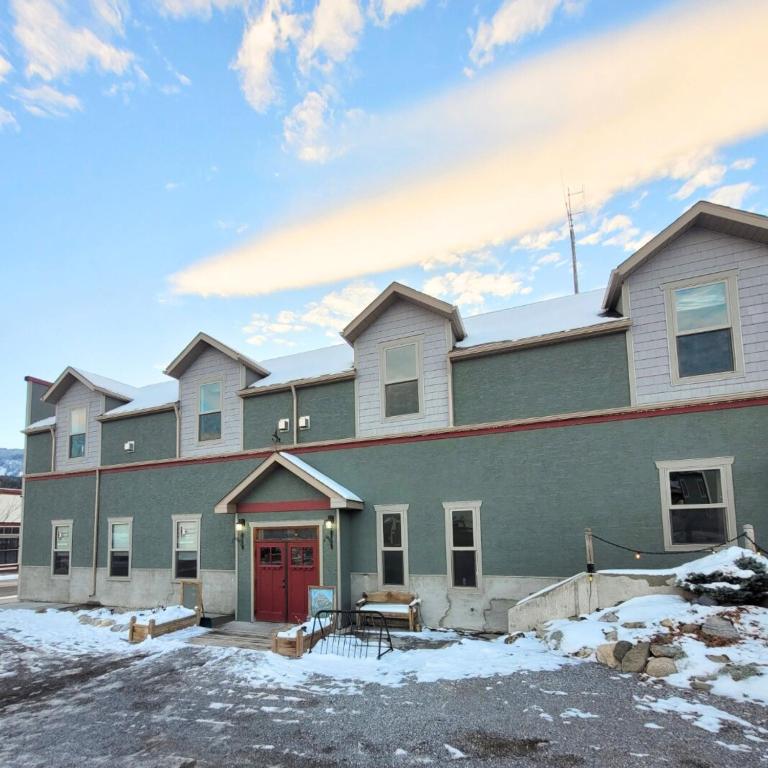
[
  {"xmin": 670, "ymin": 369, "xmax": 745, "ymax": 387},
  {"xmin": 50, "ymin": 573, "xmax": 71, "ymax": 579},
  {"xmin": 448, "ymin": 585, "xmax": 482, "ymax": 595},
  {"xmin": 106, "ymin": 576, "xmax": 132, "ymax": 582}
]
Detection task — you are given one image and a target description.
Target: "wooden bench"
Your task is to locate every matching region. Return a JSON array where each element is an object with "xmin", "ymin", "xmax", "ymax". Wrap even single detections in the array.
[{"xmin": 355, "ymin": 591, "xmax": 422, "ymax": 631}]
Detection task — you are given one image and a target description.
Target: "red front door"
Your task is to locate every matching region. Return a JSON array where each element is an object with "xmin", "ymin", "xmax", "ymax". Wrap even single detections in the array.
[
  {"xmin": 287, "ymin": 541, "xmax": 318, "ymax": 623},
  {"xmin": 253, "ymin": 532, "xmax": 319, "ymax": 623},
  {"xmin": 254, "ymin": 543, "xmax": 286, "ymax": 622}
]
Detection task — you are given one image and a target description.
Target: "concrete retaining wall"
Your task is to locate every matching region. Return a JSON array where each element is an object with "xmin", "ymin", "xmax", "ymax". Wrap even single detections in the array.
[{"xmin": 507, "ymin": 571, "xmax": 683, "ymax": 633}]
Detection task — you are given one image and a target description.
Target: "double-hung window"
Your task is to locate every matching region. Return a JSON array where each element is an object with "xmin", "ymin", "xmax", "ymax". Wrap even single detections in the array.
[
  {"xmin": 108, "ymin": 519, "xmax": 132, "ymax": 578},
  {"xmin": 173, "ymin": 516, "xmax": 200, "ymax": 579},
  {"xmin": 69, "ymin": 407, "xmax": 86, "ymax": 458},
  {"xmin": 51, "ymin": 521, "xmax": 72, "ymax": 576},
  {"xmin": 665, "ymin": 274, "xmax": 742, "ymax": 382},
  {"xmin": 656, "ymin": 458, "xmax": 736, "ymax": 551},
  {"xmin": 198, "ymin": 382, "xmax": 222, "ymax": 441},
  {"xmin": 444, "ymin": 501, "xmax": 482, "ymax": 589},
  {"xmin": 382, "ymin": 339, "xmax": 421, "ymax": 418},
  {"xmin": 376, "ymin": 505, "xmax": 408, "ymax": 588}
]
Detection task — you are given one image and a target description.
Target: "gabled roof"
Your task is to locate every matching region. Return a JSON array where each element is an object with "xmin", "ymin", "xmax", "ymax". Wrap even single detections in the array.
[
  {"xmin": 341, "ymin": 282, "xmax": 466, "ymax": 343},
  {"xmin": 214, "ymin": 451, "xmax": 363, "ymax": 513},
  {"xmin": 42, "ymin": 367, "xmax": 139, "ymax": 404},
  {"xmin": 603, "ymin": 201, "xmax": 768, "ymax": 310},
  {"xmin": 164, "ymin": 331, "xmax": 270, "ymax": 380}
]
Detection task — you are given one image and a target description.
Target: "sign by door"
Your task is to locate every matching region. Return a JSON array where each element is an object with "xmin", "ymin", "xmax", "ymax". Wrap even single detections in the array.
[{"xmin": 253, "ymin": 529, "xmax": 319, "ymax": 623}]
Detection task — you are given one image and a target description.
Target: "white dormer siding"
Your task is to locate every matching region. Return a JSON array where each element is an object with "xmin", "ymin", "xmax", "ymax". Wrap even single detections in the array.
[
  {"xmin": 355, "ymin": 299, "xmax": 453, "ymax": 437},
  {"xmin": 626, "ymin": 226, "xmax": 768, "ymax": 405},
  {"xmin": 54, "ymin": 381, "xmax": 103, "ymax": 471},
  {"xmin": 179, "ymin": 346, "xmax": 245, "ymax": 457}
]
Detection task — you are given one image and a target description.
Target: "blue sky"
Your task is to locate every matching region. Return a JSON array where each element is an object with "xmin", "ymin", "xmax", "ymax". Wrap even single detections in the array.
[{"xmin": 1, "ymin": 0, "xmax": 767, "ymax": 448}]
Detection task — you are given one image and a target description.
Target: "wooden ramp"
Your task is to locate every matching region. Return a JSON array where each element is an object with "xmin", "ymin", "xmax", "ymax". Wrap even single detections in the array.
[{"xmin": 187, "ymin": 620, "xmax": 290, "ymax": 651}]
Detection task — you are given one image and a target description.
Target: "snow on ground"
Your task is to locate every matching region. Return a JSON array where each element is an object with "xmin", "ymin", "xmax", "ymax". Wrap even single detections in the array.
[
  {"xmin": 0, "ymin": 574, "xmax": 17, "ymax": 582},
  {"xmin": 0, "ymin": 604, "xmax": 203, "ymax": 663},
  {"xmin": 214, "ymin": 634, "xmax": 574, "ymax": 695},
  {"xmin": 545, "ymin": 594, "xmax": 768, "ymax": 705}
]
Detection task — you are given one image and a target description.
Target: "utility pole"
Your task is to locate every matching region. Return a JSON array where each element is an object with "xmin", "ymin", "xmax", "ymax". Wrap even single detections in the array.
[{"xmin": 565, "ymin": 187, "xmax": 584, "ymax": 294}]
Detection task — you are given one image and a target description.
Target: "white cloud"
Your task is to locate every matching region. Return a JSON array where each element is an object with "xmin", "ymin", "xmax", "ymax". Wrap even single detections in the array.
[
  {"xmin": 0, "ymin": 107, "xmax": 19, "ymax": 130},
  {"xmin": 15, "ymin": 84, "xmax": 81, "ymax": 117},
  {"xmin": 515, "ymin": 226, "xmax": 567, "ymax": 251},
  {"xmin": 536, "ymin": 252, "xmax": 564, "ymax": 266},
  {"xmin": 90, "ymin": 0, "xmax": 128, "ymax": 32},
  {"xmin": 706, "ymin": 182, "xmax": 758, "ymax": 208},
  {"xmin": 578, "ymin": 214, "xmax": 632, "ymax": 246},
  {"xmin": 0, "ymin": 55, "xmax": 13, "ymax": 83},
  {"xmin": 12, "ymin": 0, "xmax": 134, "ymax": 81},
  {"xmin": 424, "ymin": 270, "xmax": 530, "ymax": 310},
  {"xmin": 282, "ymin": 89, "xmax": 333, "ymax": 163},
  {"xmin": 165, "ymin": 180, "xmax": 181, "ymax": 191},
  {"xmin": 370, "ymin": 0, "xmax": 426, "ymax": 25},
  {"xmin": 672, "ymin": 162, "xmax": 727, "ymax": 200},
  {"xmin": 298, "ymin": 0, "xmax": 364, "ymax": 74},
  {"xmin": 731, "ymin": 157, "xmax": 756, "ymax": 171},
  {"xmin": 243, "ymin": 281, "xmax": 379, "ymax": 345},
  {"xmin": 156, "ymin": 0, "xmax": 242, "ymax": 18},
  {"xmin": 231, "ymin": 0, "xmax": 303, "ymax": 112},
  {"xmin": 171, "ymin": 0, "xmax": 768, "ymax": 298},
  {"xmin": 469, "ymin": 0, "xmax": 583, "ymax": 69}
]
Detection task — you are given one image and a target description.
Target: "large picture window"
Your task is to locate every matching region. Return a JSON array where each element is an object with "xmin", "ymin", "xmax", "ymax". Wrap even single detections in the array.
[
  {"xmin": 375, "ymin": 504, "xmax": 409, "ymax": 588},
  {"xmin": 382, "ymin": 340, "xmax": 421, "ymax": 418},
  {"xmin": 665, "ymin": 274, "xmax": 742, "ymax": 382},
  {"xmin": 51, "ymin": 521, "xmax": 72, "ymax": 576},
  {"xmin": 173, "ymin": 516, "xmax": 200, "ymax": 579},
  {"xmin": 198, "ymin": 382, "xmax": 222, "ymax": 441},
  {"xmin": 108, "ymin": 519, "xmax": 132, "ymax": 578},
  {"xmin": 69, "ymin": 407, "xmax": 86, "ymax": 458},
  {"xmin": 444, "ymin": 501, "xmax": 482, "ymax": 589},
  {"xmin": 656, "ymin": 458, "xmax": 736, "ymax": 551}
]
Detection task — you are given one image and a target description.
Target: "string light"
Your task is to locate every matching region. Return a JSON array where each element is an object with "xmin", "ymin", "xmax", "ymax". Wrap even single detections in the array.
[{"xmin": 634, "ymin": 552, "xmax": 641, "ymax": 560}]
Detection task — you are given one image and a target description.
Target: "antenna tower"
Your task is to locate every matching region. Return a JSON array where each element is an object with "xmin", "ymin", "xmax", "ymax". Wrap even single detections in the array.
[{"xmin": 565, "ymin": 187, "xmax": 584, "ymax": 294}]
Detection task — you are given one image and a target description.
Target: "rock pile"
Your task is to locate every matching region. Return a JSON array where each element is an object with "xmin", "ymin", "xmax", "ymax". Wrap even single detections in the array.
[{"xmin": 594, "ymin": 640, "xmax": 681, "ymax": 676}]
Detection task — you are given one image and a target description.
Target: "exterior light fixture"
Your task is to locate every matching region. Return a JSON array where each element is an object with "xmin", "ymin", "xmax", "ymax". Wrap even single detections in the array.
[
  {"xmin": 324, "ymin": 514, "xmax": 335, "ymax": 550},
  {"xmin": 235, "ymin": 518, "xmax": 246, "ymax": 549}
]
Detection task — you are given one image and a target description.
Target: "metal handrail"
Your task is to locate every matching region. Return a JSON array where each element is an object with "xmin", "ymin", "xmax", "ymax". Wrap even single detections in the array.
[{"xmin": 309, "ymin": 609, "xmax": 394, "ymax": 659}]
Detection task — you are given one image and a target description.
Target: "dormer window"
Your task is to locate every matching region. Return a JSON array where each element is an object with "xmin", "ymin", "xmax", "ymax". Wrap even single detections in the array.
[
  {"xmin": 665, "ymin": 273, "xmax": 743, "ymax": 383},
  {"xmin": 382, "ymin": 339, "xmax": 421, "ymax": 418},
  {"xmin": 69, "ymin": 407, "xmax": 86, "ymax": 458},
  {"xmin": 198, "ymin": 382, "xmax": 222, "ymax": 441}
]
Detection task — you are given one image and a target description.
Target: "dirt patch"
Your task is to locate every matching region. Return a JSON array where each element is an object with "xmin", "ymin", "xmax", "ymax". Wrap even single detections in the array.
[{"xmin": 461, "ymin": 732, "xmax": 549, "ymax": 758}]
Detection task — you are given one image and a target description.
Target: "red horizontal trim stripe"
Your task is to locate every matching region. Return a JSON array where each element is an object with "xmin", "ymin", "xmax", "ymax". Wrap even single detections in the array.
[
  {"xmin": 239, "ymin": 500, "xmax": 330, "ymax": 513},
  {"xmin": 24, "ymin": 394, "xmax": 768, "ymax": 482},
  {"xmin": 25, "ymin": 375, "xmax": 53, "ymax": 387},
  {"xmin": 0, "ymin": 488, "xmax": 22, "ymax": 495}
]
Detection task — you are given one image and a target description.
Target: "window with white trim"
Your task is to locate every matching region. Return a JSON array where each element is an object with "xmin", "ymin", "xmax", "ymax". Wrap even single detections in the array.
[
  {"xmin": 51, "ymin": 521, "xmax": 72, "ymax": 576},
  {"xmin": 665, "ymin": 274, "xmax": 742, "ymax": 382},
  {"xmin": 173, "ymin": 516, "xmax": 200, "ymax": 579},
  {"xmin": 382, "ymin": 340, "xmax": 421, "ymax": 418},
  {"xmin": 69, "ymin": 407, "xmax": 86, "ymax": 458},
  {"xmin": 444, "ymin": 501, "xmax": 482, "ymax": 588},
  {"xmin": 198, "ymin": 381, "xmax": 222, "ymax": 441},
  {"xmin": 108, "ymin": 519, "xmax": 132, "ymax": 578},
  {"xmin": 656, "ymin": 458, "xmax": 736, "ymax": 551},
  {"xmin": 375, "ymin": 505, "xmax": 408, "ymax": 588}
]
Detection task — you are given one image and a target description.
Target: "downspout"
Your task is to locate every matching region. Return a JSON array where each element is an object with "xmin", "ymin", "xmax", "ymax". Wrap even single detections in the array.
[
  {"xmin": 173, "ymin": 402, "xmax": 180, "ymax": 457},
  {"xmin": 49, "ymin": 426, "xmax": 56, "ymax": 471},
  {"xmin": 290, "ymin": 384, "xmax": 298, "ymax": 446},
  {"xmin": 89, "ymin": 467, "xmax": 101, "ymax": 598}
]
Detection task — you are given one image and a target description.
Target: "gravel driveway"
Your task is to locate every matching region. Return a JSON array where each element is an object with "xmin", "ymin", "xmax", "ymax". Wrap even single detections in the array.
[{"xmin": 0, "ymin": 636, "xmax": 767, "ymax": 767}]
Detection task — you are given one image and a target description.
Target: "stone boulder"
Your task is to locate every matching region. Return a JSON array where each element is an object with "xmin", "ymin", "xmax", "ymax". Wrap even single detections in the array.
[
  {"xmin": 725, "ymin": 664, "xmax": 762, "ymax": 682},
  {"xmin": 621, "ymin": 642, "xmax": 651, "ymax": 673},
  {"xmin": 599, "ymin": 611, "xmax": 619, "ymax": 623},
  {"xmin": 613, "ymin": 640, "xmax": 633, "ymax": 662},
  {"xmin": 645, "ymin": 657, "xmax": 677, "ymax": 677},
  {"xmin": 702, "ymin": 616, "xmax": 739, "ymax": 641},
  {"xmin": 596, "ymin": 643, "xmax": 619, "ymax": 668},
  {"xmin": 650, "ymin": 643, "xmax": 684, "ymax": 659},
  {"xmin": 621, "ymin": 621, "xmax": 646, "ymax": 629}
]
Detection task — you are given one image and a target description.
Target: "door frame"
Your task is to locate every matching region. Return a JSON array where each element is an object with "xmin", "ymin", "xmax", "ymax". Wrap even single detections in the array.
[{"xmin": 249, "ymin": 519, "xmax": 325, "ymax": 622}]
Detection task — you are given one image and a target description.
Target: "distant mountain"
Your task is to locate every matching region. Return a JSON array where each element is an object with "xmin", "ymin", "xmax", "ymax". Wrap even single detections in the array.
[{"xmin": 0, "ymin": 449, "xmax": 23, "ymax": 478}]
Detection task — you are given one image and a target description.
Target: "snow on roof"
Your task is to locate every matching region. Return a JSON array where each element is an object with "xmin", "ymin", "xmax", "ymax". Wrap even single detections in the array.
[
  {"xmin": 458, "ymin": 289, "xmax": 619, "ymax": 349},
  {"xmin": 248, "ymin": 344, "xmax": 354, "ymax": 389},
  {"xmin": 278, "ymin": 452, "xmax": 362, "ymax": 503},
  {"xmin": 72, "ymin": 368, "xmax": 140, "ymax": 401},
  {"xmin": 27, "ymin": 416, "xmax": 56, "ymax": 431},
  {"xmin": 103, "ymin": 380, "xmax": 179, "ymax": 418}
]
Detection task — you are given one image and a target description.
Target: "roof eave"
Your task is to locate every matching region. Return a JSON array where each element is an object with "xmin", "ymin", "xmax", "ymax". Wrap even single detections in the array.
[
  {"xmin": 237, "ymin": 369, "xmax": 356, "ymax": 398},
  {"xmin": 98, "ymin": 402, "xmax": 178, "ymax": 422},
  {"xmin": 165, "ymin": 332, "xmax": 270, "ymax": 380}
]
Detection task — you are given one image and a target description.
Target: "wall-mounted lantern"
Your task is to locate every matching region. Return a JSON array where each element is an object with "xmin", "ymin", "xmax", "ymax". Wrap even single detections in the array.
[
  {"xmin": 324, "ymin": 514, "xmax": 335, "ymax": 550},
  {"xmin": 235, "ymin": 518, "xmax": 247, "ymax": 549}
]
